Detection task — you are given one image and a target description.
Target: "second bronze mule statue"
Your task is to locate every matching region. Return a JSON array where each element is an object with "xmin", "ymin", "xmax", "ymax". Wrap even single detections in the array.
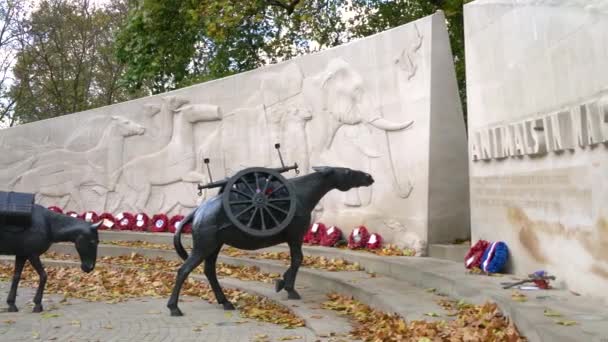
[
  {"xmin": 0, "ymin": 205, "xmax": 100, "ymax": 312},
  {"xmin": 168, "ymin": 166, "xmax": 374, "ymax": 316}
]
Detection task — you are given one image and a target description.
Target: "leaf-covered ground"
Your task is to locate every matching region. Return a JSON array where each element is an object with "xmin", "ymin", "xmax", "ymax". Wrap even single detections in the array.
[
  {"xmin": 0, "ymin": 256, "xmax": 302, "ymax": 329},
  {"xmin": 102, "ymin": 239, "xmax": 417, "ymax": 257},
  {"xmin": 252, "ymin": 251, "xmax": 363, "ymax": 272},
  {"xmin": 103, "ymin": 240, "xmax": 174, "ymax": 250},
  {"xmin": 43, "ymin": 252, "xmax": 281, "ymax": 283},
  {"xmin": 323, "ymin": 294, "xmax": 525, "ymax": 342},
  {"xmin": 97, "ymin": 241, "xmax": 366, "ymax": 272}
]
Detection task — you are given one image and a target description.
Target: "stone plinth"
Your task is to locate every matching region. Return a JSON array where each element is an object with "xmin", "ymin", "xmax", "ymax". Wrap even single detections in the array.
[
  {"xmin": 0, "ymin": 12, "xmax": 467, "ymax": 254},
  {"xmin": 465, "ymin": 0, "xmax": 608, "ymax": 300}
]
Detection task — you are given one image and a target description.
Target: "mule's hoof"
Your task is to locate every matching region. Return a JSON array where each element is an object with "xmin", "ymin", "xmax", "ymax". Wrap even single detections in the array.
[
  {"xmin": 169, "ymin": 307, "xmax": 183, "ymax": 316},
  {"xmin": 222, "ymin": 302, "xmax": 236, "ymax": 311},
  {"xmin": 33, "ymin": 304, "xmax": 43, "ymax": 313},
  {"xmin": 275, "ymin": 279, "xmax": 285, "ymax": 293},
  {"xmin": 287, "ymin": 290, "xmax": 301, "ymax": 300},
  {"xmin": 7, "ymin": 305, "xmax": 18, "ymax": 313}
]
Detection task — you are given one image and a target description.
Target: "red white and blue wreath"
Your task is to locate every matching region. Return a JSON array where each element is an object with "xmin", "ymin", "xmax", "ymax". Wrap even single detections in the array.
[{"xmin": 150, "ymin": 214, "xmax": 169, "ymax": 232}]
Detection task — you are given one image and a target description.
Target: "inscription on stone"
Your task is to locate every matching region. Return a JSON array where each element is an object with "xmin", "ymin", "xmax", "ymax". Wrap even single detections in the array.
[
  {"xmin": 471, "ymin": 94, "xmax": 608, "ymax": 161},
  {"xmin": 471, "ymin": 169, "xmax": 592, "ymax": 218}
]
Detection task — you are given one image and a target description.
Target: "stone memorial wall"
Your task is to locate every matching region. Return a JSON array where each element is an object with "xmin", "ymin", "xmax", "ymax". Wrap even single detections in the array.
[
  {"xmin": 465, "ymin": 0, "xmax": 608, "ymax": 299},
  {"xmin": 0, "ymin": 12, "xmax": 468, "ymax": 254}
]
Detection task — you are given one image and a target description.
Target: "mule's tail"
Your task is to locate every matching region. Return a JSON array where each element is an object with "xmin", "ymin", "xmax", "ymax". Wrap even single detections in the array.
[{"xmin": 174, "ymin": 209, "xmax": 196, "ymax": 261}]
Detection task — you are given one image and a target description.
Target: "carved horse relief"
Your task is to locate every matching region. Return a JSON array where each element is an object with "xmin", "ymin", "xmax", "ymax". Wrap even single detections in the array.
[
  {"xmin": 0, "ymin": 157, "xmax": 37, "ymax": 187},
  {"xmin": 219, "ymin": 105, "xmax": 271, "ymax": 175},
  {"xmin": 111, "ymin": 101, "xmax": 222, "ymax": 212},
  {"xmin": 260, "ymin": 63, "xmax": 312, "ymax": 174},
  {"xmin": 268, "ymin": 101, "xmax": 313, "ymax": 175},
  {"xmin": 10, "ymin": 116, "xmax": 145, "ymax": 211}
]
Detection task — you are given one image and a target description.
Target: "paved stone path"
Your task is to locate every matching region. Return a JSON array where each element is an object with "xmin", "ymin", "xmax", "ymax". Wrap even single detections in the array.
[{"xmin": 0, "ymin": 282, "xmax": 325, "ymax": 342}]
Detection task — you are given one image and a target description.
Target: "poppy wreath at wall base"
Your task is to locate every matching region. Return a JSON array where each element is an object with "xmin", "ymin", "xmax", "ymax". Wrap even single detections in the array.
[
  {"xmin": 133, "ymin": 213, "xmax": 150, "ymax": 232},
  {"xmin": 182, "ymin": 218, "xmax": 192, "ymax": 234},
  {"xmin": 98, "ymin": 213, "xmax": 116, "ymax": 230},
  {"xmin": 47, "ymin": 206, "xmax": 63, "ymax": 214},
  {"xmin": 116, "ymin": 212, "xmax": 136, "ymax": 231},
  {"xmin": 480, "ymin": 241, "xmax": 509, "ymax": 274},
  {"xmin": 320, "ymin": 225, "xmax": 343, "ymax": 247},
  {"xmin": 348, "ymin": 226, "xmax": 370, "ymax": 249},
  {"xmin": 150, "ymin": 214, "xmax": 169, "ymax": 233},
  {"xmin": 169, "ymin": 215, "xmax": 184, "ymax": 234},
  {"xmin": 81, "ymin": 211, "xmax": 99, "ymax": 223},
  {"xmin": 464, "ymin": 240, "xmax": 490, "ymax": 270},
  {"xmin": 305, "ymin": 223, "xmax": 327, "ymax": 245},
  {"xmin": 366, "ymin": 232, "xmax": 383, "ymax": 250},
  {"xmin": 302, "ymin": 226, "xmax": 314, "ymax": 243},
  {"xmin": 66, "ymin": 211, "xmax": 79, "ymax": 219}
]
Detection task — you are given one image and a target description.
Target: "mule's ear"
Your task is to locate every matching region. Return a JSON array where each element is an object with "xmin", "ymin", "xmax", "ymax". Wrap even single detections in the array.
[
  {"xmin": 312, "ymin": 166, "xmax": 333, "ymax": 175},
  {"xmin": 91, "ymin": 221, "xmax": 102, "ymax": 230}
]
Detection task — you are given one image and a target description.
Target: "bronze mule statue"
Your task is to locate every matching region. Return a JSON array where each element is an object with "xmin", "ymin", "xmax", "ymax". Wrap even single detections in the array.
[
  {"xmin": 0, "ymin": 204, "xmax": 100, "ymax": 312},
  {"xmin": 167, "ymin": 166, "xmax": 374, "ymax": 316}
]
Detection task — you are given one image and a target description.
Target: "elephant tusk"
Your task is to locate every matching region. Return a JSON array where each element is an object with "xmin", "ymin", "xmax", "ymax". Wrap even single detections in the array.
[{"xmin": 368, "ymin": 117, "xmax": 414, "ymax": 131}]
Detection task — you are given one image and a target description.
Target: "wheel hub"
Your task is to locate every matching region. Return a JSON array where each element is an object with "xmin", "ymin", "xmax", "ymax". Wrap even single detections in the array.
[{"xmin": 253, "ymin": 193, "xmax": 267, "ymax": 208}]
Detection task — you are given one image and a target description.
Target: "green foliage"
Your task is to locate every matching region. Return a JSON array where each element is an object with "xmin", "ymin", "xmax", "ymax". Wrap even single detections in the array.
[
  {"xmin": 9, "ymin": 0, "xmax": 142, "ymax": 124},
  {"xmin": 116, "ymin": 0, "xmax": 351, "ymax": 93},
  {"xmin": 116, "ymin": 0, "xmax": 466, "ymax": 120},
  {"xmin": 348, "ymin": 0, "xmax": 466, "ymax": 122},
  {"xmin": 0, "ymin": 0, "xmax": 28, "ymax": 127},
  {"xmin": 6, "ymin": 0, "xmax": 467, "ymax": 125}
]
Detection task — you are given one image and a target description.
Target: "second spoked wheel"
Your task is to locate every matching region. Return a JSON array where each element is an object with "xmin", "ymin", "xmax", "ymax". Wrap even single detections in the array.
[{"xmin": 222, "ymin": 167, "xmax": 296, "ymax": 237}]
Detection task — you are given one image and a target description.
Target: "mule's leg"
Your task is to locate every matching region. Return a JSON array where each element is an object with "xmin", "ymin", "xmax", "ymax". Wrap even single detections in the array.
[
  {"xmin": 203, "ymin": 246, "xmax": 234, "ymax": 310},
  {"xmin": 6, "ymin": 256, "xmax": 27, "ymax": 312},
  {"xmin": 28, "ymin": 256, "xmax": 48, "ymax": 313},
  {"xmin": 275, "ymin": 241, "xmax": 303, "ymax": 300},
  {"xmin": 166, "ymin": 251, "xmax": 205, "ymax": 317}
]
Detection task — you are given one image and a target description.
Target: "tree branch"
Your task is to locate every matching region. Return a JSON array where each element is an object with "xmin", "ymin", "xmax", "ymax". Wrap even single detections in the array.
[{"xmin": 265, "ymin": 0, "xmax": 301, "ymax": 15}]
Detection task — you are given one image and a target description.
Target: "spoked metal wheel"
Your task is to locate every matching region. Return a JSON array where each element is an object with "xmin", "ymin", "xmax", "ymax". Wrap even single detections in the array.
[{"xmin": 222, "ymin": 167, "xmax": 296, "ymax": 237}]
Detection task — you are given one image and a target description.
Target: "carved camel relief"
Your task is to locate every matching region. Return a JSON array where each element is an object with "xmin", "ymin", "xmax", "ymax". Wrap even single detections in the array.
[
  {"xmin": 11, "ymin": 116, "xmax": 145, "ymax": 211},
  {"xmin": 142, "ymin": 96, "xmax": 189, "ymax": 145},
  {"xmin": 303, "ymin": 58, "xmax": 415, "ymax": 206},
  {"xmin": 111, "ymin": 100, "xmax": 222, "ymax": 212}
]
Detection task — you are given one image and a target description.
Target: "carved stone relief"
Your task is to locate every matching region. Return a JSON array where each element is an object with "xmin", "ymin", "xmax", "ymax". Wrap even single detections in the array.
[
  {"xmin": 303, "ymin": 58, "xmax": 415, "ymax": 207},
  {"xmin": 111, "ymin": 101, "xmax": 221, "ymax": 211},
  {"xmin": 10, "ymin": 116, "xmax": 145, "ymax": 211},
  {"xmin": 0, "ymin": 13, "xmax": 468, "ymax": 251},
  {"xmin": 395, "ymin": 24, "xmax": 423, "ymax": 81}
]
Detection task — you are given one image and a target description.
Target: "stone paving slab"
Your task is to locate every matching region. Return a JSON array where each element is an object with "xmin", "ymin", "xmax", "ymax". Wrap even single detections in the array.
[{"xmin": 0, "ymin": 281, "xmax": 323, "ymax": 342}]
